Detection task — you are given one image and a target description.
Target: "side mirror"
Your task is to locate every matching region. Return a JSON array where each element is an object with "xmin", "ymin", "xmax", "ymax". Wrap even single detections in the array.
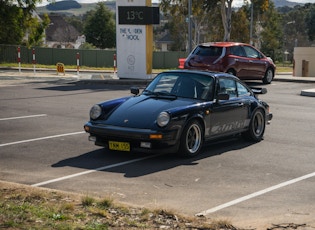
[
  {"xmin": 130, "ymin": 87, "xmax": 140, "ymax": 95},
  {"xmin": 216, "ymin": 93, "xmax": 229, "ymax": 102},
  {"xmin": 251, "ymin": 87, "xmax": 267, "ymax": 94}
]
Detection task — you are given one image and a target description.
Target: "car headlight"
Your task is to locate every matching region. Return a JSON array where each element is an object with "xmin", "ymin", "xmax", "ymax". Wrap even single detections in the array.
[
  {"xmin": 157, "ymin": 112, "xmax": 170, "ymax": 127},
  {"xmin": 90, "ymin": 104, "xmax": 102, "ymax": 120}
]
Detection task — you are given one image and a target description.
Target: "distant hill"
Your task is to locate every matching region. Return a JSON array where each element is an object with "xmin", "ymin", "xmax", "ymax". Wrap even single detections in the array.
[
  {"xmin": 273, "ymin": 0, "xmax": 304, "ymax": 7},
  {"xmin": 36, "ymin": 1, "xmax": 116, "ymax": 16},
  {"xmin": 46, "ymin": 0, "xmax": 81, "ymax": 11}
]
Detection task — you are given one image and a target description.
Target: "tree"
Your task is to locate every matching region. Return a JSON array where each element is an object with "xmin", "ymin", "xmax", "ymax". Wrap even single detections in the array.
[
  {"xmin": 305, "ymin": 5, "xmax": 315, "ymax": 41},
  {"xmin": 160, "ymin": 0, "xmax": 270, "ymax": 49},
  {"xmin": 278, "ymin": 3, "xmax": 315, "ymax": 62},
  {"xmin": 159, "ymin": 0, "xmax": 189, "ymax": 50},
  {"xmin": 0, "ymin": 0, "xmax": 51, "ymax": 46},
  {"xmin": 26, "ymin": 13, "xmax": 50, "ymax": 47},
  {"xmin": 0, "ymin": 1, "xmax": 24, "ymax": 45},
  {"xmin": 204, "ymin": 0, "xmax": 271, "ymax": 41},
  {"xmin": 230, "ymin": 6, "xmax": 250, "ymax": 42},
  {"xmin": 84, "ymin": 2, "xmax": 115, "ymax": 49},
  {"xmin": 259, "ymin": 1, "xmax": 282, "ymax": 60},
  {"xmin": 159, "ymin": 0, "xmax": 219, "ymax": 50}
]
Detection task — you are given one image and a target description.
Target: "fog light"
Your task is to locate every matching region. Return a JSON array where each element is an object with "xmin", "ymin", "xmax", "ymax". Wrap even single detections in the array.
[
  {"xmin": 84, "ymin": 125, "xmax": 90, "ymax": 132},
  {"xmin": 140, "ymin": 142, "xmax": 151, "ymax": 148}
]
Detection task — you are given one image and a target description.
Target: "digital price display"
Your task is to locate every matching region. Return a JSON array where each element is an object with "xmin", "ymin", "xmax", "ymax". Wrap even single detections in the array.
[{"xmin": 118, "ymin": 6, "xmax": 160, "ymax": 25}]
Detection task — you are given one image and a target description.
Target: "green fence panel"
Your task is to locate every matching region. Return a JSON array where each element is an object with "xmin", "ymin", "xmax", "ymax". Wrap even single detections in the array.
[
  {"xmin": 97, "ymin": 50, "xmax": 116, "ymax": 67},
  {"xmin": 0, "ymin": 45, "xmax": 189, "ymax": 69},
  {"xmin": 36, "ymin": 47, "xmax": 53, "ymax": 65},
  {"xmin": 80, "ymin": 50, "xmax": 96, "ymax": 67},
  {"xmin": 52, "ymin": 48, "xmax": 77, "ymax": 65},
  {"xmin": 0, "ymin": 45, "xmax": 16, "ymax": 63},
  {"xmin": 153, "ymin": 51, "xmax": 187, "ymax": 69},
  {"xmin": 153, "ymin": 52, "xmax": 164, "ymax": 69}
]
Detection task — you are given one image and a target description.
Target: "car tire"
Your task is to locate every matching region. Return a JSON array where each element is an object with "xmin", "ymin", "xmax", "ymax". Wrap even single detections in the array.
[
  {"xmin": 243, "ymin": 109, "xmax": 266, "ymax": 142},
  {"xmin": 262, "ymin": 68, "xmax": 274, "ymax": 84},
  {"xmin": 179, "ymin": 120, "xmax": 203, "ymax": 157}
]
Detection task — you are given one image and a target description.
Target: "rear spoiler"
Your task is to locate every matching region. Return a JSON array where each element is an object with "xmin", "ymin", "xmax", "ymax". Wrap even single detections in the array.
[{"xmin": 251, "ymin": 87, "xmax": 267, "ymax": 94}]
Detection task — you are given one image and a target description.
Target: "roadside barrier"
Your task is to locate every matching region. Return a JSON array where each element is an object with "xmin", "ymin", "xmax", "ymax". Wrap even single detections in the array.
[{"xmin": 56, "ymin": 63, "xmax": 65, "ymax": 75}]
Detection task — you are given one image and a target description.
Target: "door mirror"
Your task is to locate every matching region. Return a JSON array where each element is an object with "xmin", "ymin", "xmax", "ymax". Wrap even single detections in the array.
[
  {"xmin": 130, "ymin": 87, "xmax": 140, "ymax": 95},
  {"xmin": 216, "ymin": 93, "xmax": 229, "ymax": 102}
]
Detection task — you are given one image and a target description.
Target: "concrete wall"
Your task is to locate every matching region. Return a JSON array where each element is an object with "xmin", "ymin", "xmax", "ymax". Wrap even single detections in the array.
[{"xmin": 294, "ymin": 47, "xmax": 315, "ymax": 77}]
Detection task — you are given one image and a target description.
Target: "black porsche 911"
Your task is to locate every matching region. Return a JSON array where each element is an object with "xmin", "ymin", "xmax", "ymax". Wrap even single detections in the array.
[{"xmin": 84, "ymin": 70, "xmax": 272, "ymax": 157}]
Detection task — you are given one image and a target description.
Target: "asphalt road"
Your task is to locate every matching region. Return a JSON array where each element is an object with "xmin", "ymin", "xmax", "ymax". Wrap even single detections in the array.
[{"xmin": 0, "ymin": 76, "xmax": 314, "ymax": 229}]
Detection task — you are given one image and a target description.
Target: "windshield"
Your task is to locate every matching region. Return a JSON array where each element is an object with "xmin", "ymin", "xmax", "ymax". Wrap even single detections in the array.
[
  {"xmin": 144, "ymin": 72, "xmax": 214, "ymax": 100},
  {"xmin": 193, "ymin": 46, "xmax": 223, "ymax": 57}
]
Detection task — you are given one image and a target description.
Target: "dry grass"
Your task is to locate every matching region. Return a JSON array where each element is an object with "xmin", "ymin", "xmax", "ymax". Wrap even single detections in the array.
[{"xmin": 0, "ymin": 181, "xmax": 239, "ymax": 230}]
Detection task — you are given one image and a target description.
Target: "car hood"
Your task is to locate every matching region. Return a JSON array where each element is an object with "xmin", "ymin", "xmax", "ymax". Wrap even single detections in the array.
[{"xmin": 102, "ymin": 95, "xmax": 197, "ymax": 129}]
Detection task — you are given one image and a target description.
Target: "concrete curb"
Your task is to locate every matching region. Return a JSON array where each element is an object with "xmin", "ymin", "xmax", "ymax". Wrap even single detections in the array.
[
  {"xmin": 301, "ymin": 89, "xmax": 315, "ymax": 97},
  {"xmin": 1, "ymin": 67, "xmax": 315, "ymax": 96}
]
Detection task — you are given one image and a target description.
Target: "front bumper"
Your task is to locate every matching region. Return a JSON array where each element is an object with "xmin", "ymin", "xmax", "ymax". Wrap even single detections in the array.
[{"xmin": 83, "ymin": 122, "xmax": 180, "ymax": 153}]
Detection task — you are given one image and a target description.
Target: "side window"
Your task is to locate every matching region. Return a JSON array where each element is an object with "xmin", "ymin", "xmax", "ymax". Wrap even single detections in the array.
[
  {"xmin": 237, "ymin": 82, "xmax": 251, "ymax": 97},
  {"xmin": 218, "ymin": 78, "xmax": 237, "ymax": 98},
  {"xmin": 230, "ymin": 46, "xmax": 246, "ymax": 57},
  {"xmin": 243, "ymin": 46, "xmax": 260, "ymax": 59}
]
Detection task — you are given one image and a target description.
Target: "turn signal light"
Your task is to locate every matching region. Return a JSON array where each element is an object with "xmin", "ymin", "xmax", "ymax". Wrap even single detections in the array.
[{"xmin": 150, "ymin": 134, "xmax": 163, "ymax": 139}]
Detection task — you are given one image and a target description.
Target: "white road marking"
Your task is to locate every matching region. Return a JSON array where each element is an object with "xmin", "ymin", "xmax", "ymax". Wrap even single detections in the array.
[
  {"xmin": 31, "ymin": 153, "xmax": 164, "ymax": 187},
  {"xmin": 0, "ymin": 131, "xmax": 85, "ymax": 147},
  {"xmin": 196, "ymin": 171, "xmax": 315, "ymax": 216},
  {"xmin": 0, "ymin": 114, "xmax": 47, "ymax": 121}
]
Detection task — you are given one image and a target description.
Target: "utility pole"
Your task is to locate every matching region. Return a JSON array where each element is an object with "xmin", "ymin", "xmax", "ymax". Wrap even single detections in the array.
[
  {"xmin": 188, "ymin": 0, "xmax": 192, "ymax": 53},
  {"xmin": 250, "ymin": 1, "xmax": 253, "ymax": 45}
]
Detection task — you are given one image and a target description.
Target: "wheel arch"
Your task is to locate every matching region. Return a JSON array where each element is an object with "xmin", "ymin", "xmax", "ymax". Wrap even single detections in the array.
[
  {"xmin": 184, "ymin": 114, "xmax": 206, "ymax": 138},
  {"xmin": 249, "ymin": 106, "xmax": 266, "ymax": 123}
]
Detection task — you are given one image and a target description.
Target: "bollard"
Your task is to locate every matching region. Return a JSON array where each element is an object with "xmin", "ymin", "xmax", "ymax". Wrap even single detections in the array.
[
  {"xmin": 76, "ymin": 52, "xmax": 80, "ymax": 76},
  {"xmin": 114, "ymin": 53, "xmax": 117, "ymax": 74},
  {"xmin": 56, "ymin": 63, "xmax": 65, "ymax": 75},
  {"xmin": 178, "ymin": 58, "xmax": 186, "ymax": 69},
  {"xmin": 17, "ymin": 47, "xmax": 21, "ymax": 73},
  {"xmin": 32, "ymin": 48, "xmax": 36, "ymax": 75}
]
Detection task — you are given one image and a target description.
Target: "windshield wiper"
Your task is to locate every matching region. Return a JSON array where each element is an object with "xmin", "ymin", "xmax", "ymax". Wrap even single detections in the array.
[{"xmin": 143, "ymin": 90, "xmax": 177, "ymax": 99}]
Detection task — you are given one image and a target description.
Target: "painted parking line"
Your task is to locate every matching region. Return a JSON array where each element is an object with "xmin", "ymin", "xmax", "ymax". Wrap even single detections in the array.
[
  {"xmin": 0, "ymin": 131, "xmax": 85, "ymax": 147},
  {"xmin": 0, "ymin": 114, "xmax": 47, "ymax": 121},
  {"xmin": 196, "ymin": 171, "xmax": 315, "ymax": 216},
  {"xmin": 31, "ymin": 153, "xmax": 164, "ymax": 187}
]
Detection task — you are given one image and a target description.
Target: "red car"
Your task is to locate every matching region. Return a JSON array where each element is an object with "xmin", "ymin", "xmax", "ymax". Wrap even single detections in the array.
[{"xmin": 184, "ymin": 42, "xmax": 276, "ymax": 84}]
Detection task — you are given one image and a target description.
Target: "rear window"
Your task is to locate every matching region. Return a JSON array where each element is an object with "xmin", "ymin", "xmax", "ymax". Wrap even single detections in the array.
[{"xmin": 192, "ymin": 46, "xmax": 223, "ymax": 57}]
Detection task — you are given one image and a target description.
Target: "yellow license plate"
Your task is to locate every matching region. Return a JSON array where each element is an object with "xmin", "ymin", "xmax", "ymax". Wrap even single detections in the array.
[{"xmin": 109, "ymin": 141, "xmax": 130, "ymax": 152}]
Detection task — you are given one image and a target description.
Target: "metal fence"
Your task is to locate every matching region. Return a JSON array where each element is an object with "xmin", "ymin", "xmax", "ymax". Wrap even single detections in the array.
[{"xmin": 0, "ymin": 44, "xmax": 187, "ymax": 69}]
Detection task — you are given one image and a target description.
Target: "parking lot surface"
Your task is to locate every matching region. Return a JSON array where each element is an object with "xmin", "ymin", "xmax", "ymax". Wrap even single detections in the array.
[{"xmin": 1, "ymin": 70, "xmax": 315, "ymax": 229}]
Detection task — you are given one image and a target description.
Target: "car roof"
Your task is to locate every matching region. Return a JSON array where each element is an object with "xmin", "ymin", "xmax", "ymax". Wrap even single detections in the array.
[
  {"xmin": 162, "ymin": 69, "xmax": 240, "ymax": 80},
  {"xmin": 198, "ymin": 42, "xmax": 249, "ymax": 48}
]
